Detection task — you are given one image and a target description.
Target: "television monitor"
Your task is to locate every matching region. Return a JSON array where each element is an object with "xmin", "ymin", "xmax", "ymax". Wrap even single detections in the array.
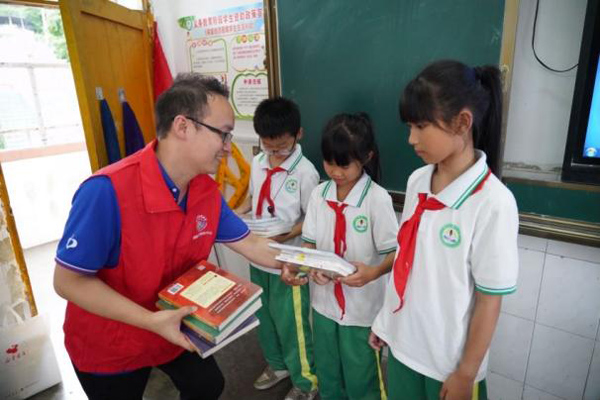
[{"xmin": 562, "ymin": 0, "xmax": 600, "ymax": 184}]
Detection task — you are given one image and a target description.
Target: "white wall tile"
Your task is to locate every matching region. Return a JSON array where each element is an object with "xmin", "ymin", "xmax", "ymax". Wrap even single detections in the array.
[
  {"xmin": 526, "ymin": 324, "xmax": 594, "ymax": 400},
  {"xmin": 518, "ymin": 234, "xmax": 548, "ymax": 252},
  {"xmin": 547, "ymin": 240, "xmax": 600, "ymax": 264},
  {"xmin": 537, "ymin": 255, "xmax": 600, "ymax": 339},
  {"xmin": 584, "ymin": 341, "xmax": 600, "ymax": 400},
  {"xmin": 522, "ymin": 386, "xmax": 565, "ymax": 400},
  {"xmin": 490, "ymin": 313, "xmax": 534, "ymax": 382},
  {"xmin": 503, "ymin": 248, "xmax": 544, "ymax": 321},
  {"xmin": 487, "ymin": 372, "xmax": 524, "ymax": 400}
]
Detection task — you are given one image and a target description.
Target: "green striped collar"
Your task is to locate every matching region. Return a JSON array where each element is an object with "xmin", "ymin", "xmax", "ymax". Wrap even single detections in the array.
[
  {"xmin": 321, "ymin": 172, "xmax": 372, "ymax": 208},
  {"xmin": 258, "ymin": 144, "xmax": 303, "ymax": 173},
  {"xmin": 432, "ymin": 150, "xmax": 490, "ymax": 210}
]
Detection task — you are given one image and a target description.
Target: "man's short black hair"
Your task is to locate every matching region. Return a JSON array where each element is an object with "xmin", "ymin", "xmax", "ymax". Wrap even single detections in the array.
[
  {"xmin": 253, "ymin": 97, "xmax": 301, "ymax": 139},
  {"xmin": 155, "ymin": 73, "xmax": 229, "ymax": 139}
]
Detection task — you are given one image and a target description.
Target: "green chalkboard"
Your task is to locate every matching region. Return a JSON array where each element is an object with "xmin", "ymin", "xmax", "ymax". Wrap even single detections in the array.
[
  {"xmin": 506, "ymin": 182, "xmax": 600, "ymax": 224},
  {"xmin": 277, "ymin": 0, "xmax": 505, "ymax": 192}
]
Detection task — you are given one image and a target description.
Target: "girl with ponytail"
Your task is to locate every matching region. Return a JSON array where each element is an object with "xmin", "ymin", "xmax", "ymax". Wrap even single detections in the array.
[
  {"xmin": 282, "ymin": 112, "xmax": 399, "ymax": 399},
  {"xmin": 371, "ymin": 60, "xmax": 519, "ymax": 400}
]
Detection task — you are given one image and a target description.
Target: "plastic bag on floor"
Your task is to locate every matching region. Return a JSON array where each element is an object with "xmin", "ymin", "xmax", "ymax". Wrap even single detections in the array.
[{"xmin": 0, "ymin": 300, "xmax": 61, "ymax": 400}]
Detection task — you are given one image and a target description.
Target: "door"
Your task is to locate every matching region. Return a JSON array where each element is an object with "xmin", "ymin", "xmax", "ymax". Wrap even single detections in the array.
[{"xmin": 60, "ymin": 0, "xmax": 155, "ymax": 170}]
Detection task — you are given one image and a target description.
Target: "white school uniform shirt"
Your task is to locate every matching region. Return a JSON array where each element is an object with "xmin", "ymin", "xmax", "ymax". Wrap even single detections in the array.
[
  {"xmin": 372, "ymin": 150, "xmax": 519, "ymax": 383},
  {"xmin": 302, "ymin": 172, "xmax": 399, "ymax": 327},
  {"xmin": 249, "ymin": 144, "xmax": 320, "ymax": 275}
]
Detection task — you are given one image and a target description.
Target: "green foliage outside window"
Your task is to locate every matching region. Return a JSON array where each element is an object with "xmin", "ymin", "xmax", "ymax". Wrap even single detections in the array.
[{"xmin": 0, "ymin": 5, "xmax": 68, "ymax": 61}]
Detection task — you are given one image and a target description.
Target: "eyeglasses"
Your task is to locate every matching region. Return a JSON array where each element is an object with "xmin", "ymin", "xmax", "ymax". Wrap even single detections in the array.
[
  {"xmin": 260, "ymin": 138, "xmax": 297, "ymax": 156},
  {"xmin": 184, "ymin": 116, "xmax": 233, "ymax": 144}
]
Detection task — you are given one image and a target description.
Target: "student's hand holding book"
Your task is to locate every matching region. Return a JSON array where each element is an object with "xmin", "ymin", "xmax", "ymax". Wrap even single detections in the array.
[
  {"xmin": 338, "ymin": 261, "xmax": 379, "ymax": 287},
  {"xmin": 310, "ymin": 269, "xmax": 332, "ymax": 285},
  {"xmin": 368, "ymin": 331, "xmax": 386, "ymax": 351},
  {"xmin": 271, "ymin": 233, "xmax": 291, "ymax": 243},
  {"xmin": 148, "ymin": 306, "xmax": 198, "ymax": 352}
]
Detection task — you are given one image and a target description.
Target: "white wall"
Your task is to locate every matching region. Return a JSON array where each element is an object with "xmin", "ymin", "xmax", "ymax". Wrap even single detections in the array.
[
  {"xmin": 2, "ymin": 151, "xmax": 91, "ymax": 249},
  {"xmin": 504, "ymin": 0, "xmax": 587, "ymax": 175}
]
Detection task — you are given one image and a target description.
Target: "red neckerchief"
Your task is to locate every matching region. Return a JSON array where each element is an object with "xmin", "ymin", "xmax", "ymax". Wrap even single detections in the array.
[
  {"xmin": 256, "ymin": 167, "xmax": 285, "ymax": 217},
  {"xmin": 392, "ymin": 169, "xmax": 491, "ymax": 312},
  {"xmin": 326, "ymin": 200, "xmax": 348, "ymax": 319}
]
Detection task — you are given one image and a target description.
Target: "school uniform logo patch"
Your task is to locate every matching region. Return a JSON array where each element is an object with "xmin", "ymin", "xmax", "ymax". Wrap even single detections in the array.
[
  {"xmin": 352, "ymin": 215, "xmax": 369, "ymax": 233},
  {"xmin": 285, "ymin": 178, "xmax": 299, "ymax": 193},
  {"xmin": 440, "ymin": 224, "xmax": 461, "ymax": 248}
]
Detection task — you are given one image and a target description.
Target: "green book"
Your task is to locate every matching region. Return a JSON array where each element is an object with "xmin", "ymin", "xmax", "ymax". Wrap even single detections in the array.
[{"xmin": 156, "ymin": 297, "xmax": 262, "ymax": 344}]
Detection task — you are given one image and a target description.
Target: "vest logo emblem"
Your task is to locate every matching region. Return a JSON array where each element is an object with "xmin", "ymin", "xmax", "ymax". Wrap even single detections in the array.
[
  {"xmin": 196, "ymin": 215, "xmax": 207, "ymax": 232},
  {"xmin": 352, "ymin": 215, "xmax": 369, "ymax": 233},
  {"xmin": 193, "ymin": 215, "xmax": 213, "ymax": 240},
  {"xmin": 285, "ymin": 178, "xmax": 298, "ymax": 193},
  {"xmin": 440, "ymin": 224, "xmax": 461, "ymax": 248}
]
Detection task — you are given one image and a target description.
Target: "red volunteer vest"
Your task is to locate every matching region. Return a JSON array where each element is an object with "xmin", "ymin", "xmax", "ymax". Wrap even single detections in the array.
[{"xmin": 64, "ymin": 141, "xmax": 221, "ymax": 373}]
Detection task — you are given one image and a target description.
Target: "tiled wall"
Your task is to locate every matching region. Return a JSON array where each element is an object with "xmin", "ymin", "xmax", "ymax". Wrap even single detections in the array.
[{"xmin": 488, "ymin": 235, "xmax": 600, "ymax": 400}]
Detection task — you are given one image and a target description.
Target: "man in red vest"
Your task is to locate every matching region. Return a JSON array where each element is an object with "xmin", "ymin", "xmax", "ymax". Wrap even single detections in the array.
[{"xmin": 54, "ymin": 73, "xmax": 281, "ymax": 400}]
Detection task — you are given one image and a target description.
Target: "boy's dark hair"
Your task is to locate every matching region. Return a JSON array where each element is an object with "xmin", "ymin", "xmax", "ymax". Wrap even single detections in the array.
[
  {"xmin": 155, "ymin": 73, "xmax": 229, "ymax": 139},
  {"xmin": 321, "ymin": 112, "xmax": 381, "ymax": 183},
  {"xmin": 253, "ymin": 97, "xmax": 301, "ymax": 139},
  {"xmin": 399, "ymin": 59, "xmax": 503, "ymax": 175}
]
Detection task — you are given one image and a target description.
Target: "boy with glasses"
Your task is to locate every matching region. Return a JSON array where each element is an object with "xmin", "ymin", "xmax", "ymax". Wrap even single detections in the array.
[{"xmin": 236, "ymin": 97, "xmax": 319, "ymax": 400}]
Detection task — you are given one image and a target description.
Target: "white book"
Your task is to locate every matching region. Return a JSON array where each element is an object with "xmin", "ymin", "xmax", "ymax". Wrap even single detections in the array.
[
  {"xmin": 253, "ymin": 226, "xmax": 294, "ymax": 238},
  {"xmin": 269, "ymin": 243, "xmax": 357, "ymax": 278},
  {"xmin": 242, "ymin": 215, "xmax": 294, "ymax": 237}
]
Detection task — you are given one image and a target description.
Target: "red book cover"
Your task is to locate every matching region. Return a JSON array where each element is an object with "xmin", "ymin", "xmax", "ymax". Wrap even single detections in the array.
[{"xmin": 158, "ymin": 261, "xmax": 262, "ymax": 330}]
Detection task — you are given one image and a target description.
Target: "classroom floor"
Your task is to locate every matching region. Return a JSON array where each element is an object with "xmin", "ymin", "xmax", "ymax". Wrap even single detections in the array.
[{"xmin": 22, "ymin": 241, "xmax": 303, "ymax": 400}]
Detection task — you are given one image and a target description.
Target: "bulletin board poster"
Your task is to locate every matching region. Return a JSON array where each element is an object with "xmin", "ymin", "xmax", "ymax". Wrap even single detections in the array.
[{"xmin": 177, "ymin": 3, "xmax": 268, "ymax": 120}]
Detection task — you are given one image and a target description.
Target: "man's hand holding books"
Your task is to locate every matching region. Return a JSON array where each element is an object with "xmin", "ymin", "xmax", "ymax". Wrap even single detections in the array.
[
  {"xmin": 147, "ymin": 306, "xmax": 198, "ymax": 352},
  {"xmin": 281, "ymin": 263, "xmax": 309, "ymax": 286}
]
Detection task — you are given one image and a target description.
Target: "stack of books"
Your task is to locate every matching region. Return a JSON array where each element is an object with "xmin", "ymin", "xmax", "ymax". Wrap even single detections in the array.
[
  {"xmin": 157, "ymin": 261, "xmax": 262, "ymax": 358},
  {"xmin": 242, "ymin": 215, "xmax": 295, "ymax": 237},
  {"xmin": 269, "ymin": 243, "xmax": 357, "ymax": 279}
]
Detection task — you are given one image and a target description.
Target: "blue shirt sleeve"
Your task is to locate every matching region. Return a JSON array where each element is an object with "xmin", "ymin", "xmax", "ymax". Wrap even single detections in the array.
[
  {"xmin": 55, "ymin": 176, "xmax": 121, "ymax": 274},
  {"xmin": 216, "ymin": 197, "xmax": 250, "ymax": 243}
]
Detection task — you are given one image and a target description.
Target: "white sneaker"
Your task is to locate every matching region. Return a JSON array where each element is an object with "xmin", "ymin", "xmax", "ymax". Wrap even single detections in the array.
[
  {"xmin": 253, "ymin": 366, "xmax": 290, "ymax": 390},
  {"xmin": 284, "ymin": 386, "xmax": 318, "ymax": 400}
]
